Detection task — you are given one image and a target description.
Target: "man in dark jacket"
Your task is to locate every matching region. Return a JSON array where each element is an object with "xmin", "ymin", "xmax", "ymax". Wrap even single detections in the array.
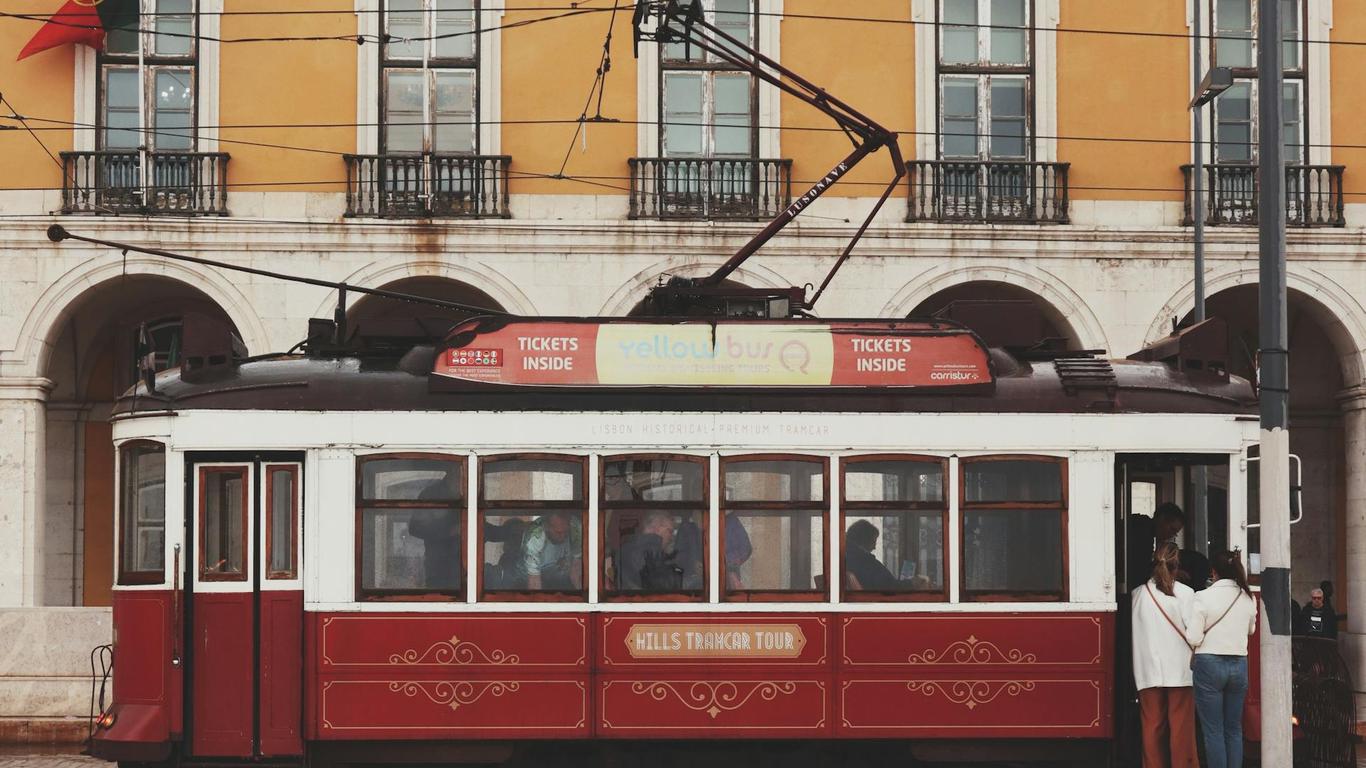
[
  {"xmin": 618, "ymin": 511, "xmax": 683, "ymax": 592},
  {"xmin": 1301, "ymin": 587, "xmax": 1338, "ymax": 639},
  {"xmin": 844, "ymin": 520, "xmax": 897, "ymax": 591}
]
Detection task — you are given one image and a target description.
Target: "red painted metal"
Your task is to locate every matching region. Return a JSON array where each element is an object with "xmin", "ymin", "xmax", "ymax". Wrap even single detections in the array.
[
  {"xmin": 259, "ymin": 590, "xmax": 304, "ymax": 756},
  {"xmin": 190, "ymin": 592, "xmax": 254, "ymax": 757},
  {"xmin": 91, "ymin": 592, "xmax": 177, "ymax": 763}
]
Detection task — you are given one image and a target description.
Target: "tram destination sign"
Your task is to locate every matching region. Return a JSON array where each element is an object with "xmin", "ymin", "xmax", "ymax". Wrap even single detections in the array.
[{"xmin": 434, "ymin": 319, "xmax": 992, "ymax": 388}]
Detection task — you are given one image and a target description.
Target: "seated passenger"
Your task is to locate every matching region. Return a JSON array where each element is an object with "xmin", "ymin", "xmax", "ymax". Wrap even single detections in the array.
[
  {"xmin": 844, "ymin": 520, "xmax": 897, "ymax": 591},
  {"xmin": 520, "ymin": 511, "xmax": 583, "ymax": 591},
  {"xmin": 619, "ymin": 511, "xmax": 684, "ymax": 592}
]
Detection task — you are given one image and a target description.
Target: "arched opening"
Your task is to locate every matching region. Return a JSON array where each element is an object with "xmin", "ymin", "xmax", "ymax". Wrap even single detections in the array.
[
  {"xmin": 1183, "ymin": 285, "xmax": 1354, "ymax": 602},
  {"xmin": 624, "ymin": 278, "xmax": 755, "ymax": 317},
  {"xmin": 41, "ymin": 276, "xmax": 243, "ymax": 607},
  {"xmin": 347, "ymin": 276, "xmax": 507, "ymax": 326},
  {"xmin": 908, "ymin": 280, "xmax": 1083, "ymax": 351}
]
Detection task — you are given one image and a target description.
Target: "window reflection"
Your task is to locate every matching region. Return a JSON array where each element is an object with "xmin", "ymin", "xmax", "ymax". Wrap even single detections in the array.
[
  {"xmin": 602, "ymin": 457, "xmax": 707, "ymax": 598},
  {"xmin": 962, "ymin": 457, "xmax": 1065, "ymax": 598},
  {"xmin": 480, "ymin": 457, "xmax": 586, "ymax": 597},
  {"xmin": 843, "ymin": 458, "xmax": 947, "ymax": 597},
  {"xmin": 357, "ymin": 456, "xmax": 464, "ymax": 597},
  {"xmin": 722, "ymin": 458, "xmax": 826, "ymax": 597}
]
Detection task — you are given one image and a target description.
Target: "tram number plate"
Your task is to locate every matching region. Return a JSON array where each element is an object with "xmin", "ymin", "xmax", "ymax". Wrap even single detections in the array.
[{"xmin": 448, "ymin": 348, "xmax": 502, "ymax": 367}]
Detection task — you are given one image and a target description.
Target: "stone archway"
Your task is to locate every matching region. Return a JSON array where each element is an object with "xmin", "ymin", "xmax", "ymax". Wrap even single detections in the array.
[
  {"xmin": 347, "ymin": 276, "xmax": 509, "ymax": 327},
  {"xmin": 905, "ymin": 279, "xmax": 1085, "ymax": 351}
]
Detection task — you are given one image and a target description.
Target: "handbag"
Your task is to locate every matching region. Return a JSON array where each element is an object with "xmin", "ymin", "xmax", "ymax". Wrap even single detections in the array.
[{"xmin": 1144, "ymin": 583, "xmax": 1196, "ymax": 668}]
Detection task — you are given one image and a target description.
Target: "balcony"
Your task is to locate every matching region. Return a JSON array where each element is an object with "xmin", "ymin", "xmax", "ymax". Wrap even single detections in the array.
[
  {"xmin": 1181, "ymin": 163, "xmax": 1345, "ymax": 227},
  {"xmin": 60, "ymin": 150, "xmax": 229, "ymax": 215},
  {"xmin": 343, "ymin": 154, "xmax": 511, "ymax": 219},
  {"xmin": 628, "ymin": 157, "xmax": 792, "ymax": 220},
  {"xmin": 907, "ymin": 160, "xmax": 1070, "ymax": 224}
]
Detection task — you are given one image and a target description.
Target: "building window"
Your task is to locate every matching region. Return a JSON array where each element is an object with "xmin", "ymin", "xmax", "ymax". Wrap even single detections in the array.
[
  {"xmin": 601, "ymin": 456, "xmax": 708, "ymax": 600},
  {"xmin": 356, "ymin": 454, "xmax": 465, "ymax": 599},
  {"xmin": 937, "ymin": 0, "xmax": 1030, "ymax": 163},
  {"xmin": 841, "ymin": 457, "xmax": 947, "ymax": 600},
  {"xmin": 118, "ymin": 442, "xmax": 166, "ymax": 585},
  {"xmin": 960, "ymin": 456, "xmax": 1066, "ymax": 600},
  {"xmin": 479, "ymin": 456, "xmax": 586, "ymax": 600},
  {"xmin": 1211, "ymin": 0, "xmax": 1305, "ymax": 164},
  {"xmin": 721, "ymin": 456, "xmax": 827, "ymax": 601},
  {"xmin": 381, "ymin": 0, "xmax": 478, "ymax": 155},
  {"xmin": 659, "ymin": 0, "xmax": 756, "ymax": 159}
]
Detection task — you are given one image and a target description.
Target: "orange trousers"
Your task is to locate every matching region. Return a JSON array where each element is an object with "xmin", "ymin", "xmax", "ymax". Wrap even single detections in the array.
[{"xmin": 1138, "ymin": 686, "xmax": 1199, "ymax": 768}]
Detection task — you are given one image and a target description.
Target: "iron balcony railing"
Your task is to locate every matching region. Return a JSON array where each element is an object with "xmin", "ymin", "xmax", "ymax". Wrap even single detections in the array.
[
  {"xmin": 1181, "ymin": 163, "xmax": 1345, "ymax": 227},
  {"xmin": 344, "ymin": 153, "xmax": 511, "ymax": 218},
  {"xmin": 907, "ymin": 160, "xmax": 1070, "ymax": 224},
  {"xmin": 60, "ymin": 150, "xmax": 229, "ymax": 215},
  {"xmin": 629, "ymin": 157, "xmax": 792, "ymax": 220}
]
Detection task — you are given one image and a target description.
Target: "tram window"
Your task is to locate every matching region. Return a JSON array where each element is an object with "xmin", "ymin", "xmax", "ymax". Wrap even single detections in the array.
[
  {"xmin": 200, "ymin": 467, "xmax": 249, "ymax": 581},
  {"xmin": 601, "ymin": 456, "xmax": 707, "ymax": 600},
  {"xmin": 721, "ymin": 457, "xmax": 827, "ymax": 600},
  {"xmin": 118, "ymin": 442, "xmax": 166, "ymax": 585},
  {"xmin": 480, "ymin": 456, "xmax": 586, "ymax": 598},
  {"xmin": 961, "ymin": 457, "xmax": 1066, "ymax": 599},
  {"xmin": 356, "ymin": 455, "xmax": 465, "ymax": 599},
  {"xmin": 265, "ymin": 465, "xmax": 298, "ymax": 579},
  {"xmin": 842, "ymin": 458, "xmax": 947, "ymax": 599}
]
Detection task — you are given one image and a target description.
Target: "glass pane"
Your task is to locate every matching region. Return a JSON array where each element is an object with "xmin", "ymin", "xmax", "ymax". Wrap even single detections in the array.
[
  {"xmin": 201, "ymin": 469, "xmax": 245, "ymax": 577},
  {"xmin": 603, "ymin": 458, "xmax": 705, "ymax": 502},
  {"xmin": 943, "ymin": 118, "xmax": 978, "ymax": 157},
  {"xmin": 268, "ymin": 469, "xmax": 296, "ymax": 577},
  {"xmin": 604, "ymin": 510, "xmax": 705, "ymax": 594},
  {"xmin": 362, "ymin": 458, "xmax": 463, "ymax": 501},
  {"xmin": 845, "ymin": 461, "xmax": 943, "ymax": 502},
  {"xmin": 942, "ymin": 78, "xmax": 979, "ymax": 157},
  {"xmin": 663, "ymin": 72, "xmax": 704, "ymax": 156},
  {"xmin": 434, "ymin": 70, "xmax": 475, "ymax": 153},
  {"xmin": 941, "ymin": 0, "xmax": 977, "ymax": 64},
  {"xmin": 386, "ymin": 0, "xmax": 424, "ymax": 59},
  {"xmin": 104, "ymin": 69, "xmax": 141, "ymax": 149},
  {"xmin": 991, "ymin": 79, "xmax": 1026, "ymax": 117},
  {"xmin": 385, "ymin": 70, "xmax": 425, "ymax": 152},
  {"xmin": 663, "ymin": 0, "xmax": 703, "ymax": 61},
  {"xmin": 1221, "ymin": 82, "xmax": 1252, "ymax": 120},
  {"xmin": 482, "ymin": 511, "xmax": 583, "ymax": 591},
  {"xmin": 1217, "ymin": 124, "xmax": 1253, "ymax": 162},
  {"xmin": 990, "ymin": 118, "xmax": 1026, "ymax": 158},
  {"xmin": 153, "ymin": 70, "xmax": 193, "ymax": 150},
  {"xmin": 1216, "ymin": 0, "xmax": 1253, "ymax": 68},
  {"xmin": 844, "ymin": 513, "xmax": 943, "ymax": 592},
  {"xmin": 724, "ymin": 511, "xmax": 823, "ymax": 591},
  {"xmin": 725, "ymin": 459, "xmax": 824, "ymax": 502},
  {"xmin": 106, "ymin": 26, "xmax": 138, "ymax": 55},
  {"xmin": 963, "ymin": 460, "xmax": 1062, "ymax": 503},
  {"xmin": 1281, "ymin": 0, "xmax": 1300, "ymax": 70},
  {"xmin": 992, "ymin": 0, "xmax": 1025, "ymax": 26},
  {"xmin": 713, "ymin": 73, "xmax": 751, "ymax": 156},
  {"xmin": 482, "ymin": 459, "xmax": 583, "ymax": 501},
  {"xmin": 964, "ymin": 509, "xmax": 1062, "ymax": 593},
  {"xmin": 361, "ymin": 508, "xmax": 463, "ymax": 591},
  {"xmin": 120, "ymin": 444, "xmax": 166, "ymax": 576},
  {"xmin": 989, "ymin": 1, "xmax": 1026, "ymax": 64},
  {"xmin": 713, "ymin": 0, "xmax": 752, "ymax": 61},
  {"xmin": 154, "ymin": 0, "xmax": 193, "ymax": 56},
  {"xmin": 434, "ymin": 0, "xmax": 476, "ymax": 59},
  {"xmin": 1283, "ymin": 81, "xmax": 1302, "ymax": 163},
  {"xmin": 942, "ymin": 0, "xmax": 976, "ymax": 24}
]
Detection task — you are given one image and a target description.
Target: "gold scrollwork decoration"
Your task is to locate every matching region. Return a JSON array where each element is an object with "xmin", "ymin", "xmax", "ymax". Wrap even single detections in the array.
[
  {"xmin": 907, "ymin": 635, "xmax": 1039, "ymax": 665},
  {"xmin": 630, "ymin": 681, "xmax": 798, "ymax": 719},
  {"xmin": 388, "ymin": 635, "xmax": 520, "ymax": 666},
  {"xmin": 388, "ymin": 680, "xmax": 521, "ymax": 711},
  {"xmin": 905, "ymin": 680, "xmax": 1037, "ymax": 710}
]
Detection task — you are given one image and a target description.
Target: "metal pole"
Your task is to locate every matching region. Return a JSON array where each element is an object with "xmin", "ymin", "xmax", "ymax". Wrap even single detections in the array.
[
  {"xmin": 1257, "ymin": 0, "xmax": 1293, "ymax": 762},
  {"xmin": 1190, "ymin": 1, "xmax": 1209, "ymax": 556}
]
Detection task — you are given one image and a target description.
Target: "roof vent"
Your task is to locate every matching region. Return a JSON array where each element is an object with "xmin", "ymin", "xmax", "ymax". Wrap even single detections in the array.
[{"xmin": 1127, "ymin": 317, "xmax": 1229, "ymax": 380}]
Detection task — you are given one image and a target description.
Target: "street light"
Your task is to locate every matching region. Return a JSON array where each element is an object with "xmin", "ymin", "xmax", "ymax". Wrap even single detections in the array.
[{"xmin": 1191, "ymin": 65, "xmax": 1233, "ymax": 108}]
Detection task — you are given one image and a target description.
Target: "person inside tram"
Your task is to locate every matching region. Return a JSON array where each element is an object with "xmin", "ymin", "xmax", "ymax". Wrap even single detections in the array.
[
  {"xmin": 482, "ymin": 517, "xmax": 528, "ymax": 590},
  {"xmin": 618, "ymin": 511, "xmax": 685, "ymax": 592},
  {"xmin": 520, "ymin": 511, "xmax": 583, "ymax": 591},
  {"xmin": 406, "ymin": 473, "xmax": 464, "ymax": 591},
  {"xmin": 1127, "ymin": 502, "xmax": 1187, "ymax": 591},
  {"xmin": 723, "ymin": 515, "xmax": 754, "ymax": 590},
  {"xmin": 844, "ymin": 520, "xmax": 897, "ymax": 591},
  {"xmin": 672, "ymin": 512, "xmax": 705, "ymax": 590}
]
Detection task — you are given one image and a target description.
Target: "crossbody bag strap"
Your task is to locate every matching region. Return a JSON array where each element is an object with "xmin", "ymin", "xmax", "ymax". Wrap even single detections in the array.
[
  {"xmin": 1145, "ymin": 583, "xmax": 1195, "ymax": 650},
  {"xmin": 1203, "ymin": 589, "xmax": 1244, "ymax": 635}
]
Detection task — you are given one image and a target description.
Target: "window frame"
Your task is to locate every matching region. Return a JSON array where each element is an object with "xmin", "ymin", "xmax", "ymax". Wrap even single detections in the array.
[
  {"xmin": 354, "ymin": 452, "xmax": 468, "ymax": 602},
  {"xmin": 958, "ymin": 454, "xmax": 1069, "ymax": 602},
  {"xmin": 599, "ymin": 453, "xmax": 710, "ymax": 604},
  {"xmin": 934, "ymin": 0, "xmax": 1036, "ymax": 162},
  {"xmin": 477, "ymin": 453, "xmax": 589, "ymax": 603},
  {"xmin": 264, "ymin": 463, "xmax": 300, "ymax": 580},
  {"xmin": 839, "ymin": 454, "xmax": 950, "ymax": 603},
  {"xmin": 1209, "ymin": 0, "xmax": 1308, "ymax": 165},
  {"xmin": 117, "ymin": 440, "xmax": 168, "ymax": 586},
  {"xmin": 720, "ymin": 453, "xmax": 830, "ymax": 603},
  {"xmin": 96, "ymin": 0, "xmax": 200, "ymax": 153},
  {"xmin": 657, "ymin": 0, "xmax": 760, "ymax": 159},
  {"xmin": 197, "ymin": 464, "xmax": 251, "ymax": 583},
  {"xmin": 379, "ymin": 0, "xmax": 481, "ymax": 155}
]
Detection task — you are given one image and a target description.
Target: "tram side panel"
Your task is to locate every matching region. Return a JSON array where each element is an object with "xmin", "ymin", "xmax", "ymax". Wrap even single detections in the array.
[{"xmin": 98, "ymin": 590, "xmax": 178, "ymax": 762}]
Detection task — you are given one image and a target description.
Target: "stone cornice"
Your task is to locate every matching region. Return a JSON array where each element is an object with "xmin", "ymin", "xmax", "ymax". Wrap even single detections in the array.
[{"xmin": 0, "ymin": 377, "xmax": 55, "ymax": 402}]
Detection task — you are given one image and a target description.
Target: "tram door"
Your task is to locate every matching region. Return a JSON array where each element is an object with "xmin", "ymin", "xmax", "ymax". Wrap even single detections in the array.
[{"xmin": 187, "ymin": 458, "xmax": 304, "ymax": 758}]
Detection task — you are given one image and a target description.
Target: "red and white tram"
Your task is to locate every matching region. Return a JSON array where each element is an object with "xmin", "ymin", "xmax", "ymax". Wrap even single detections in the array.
[{"xmin": 89, "ymin": 314, "xmax": 1262, "ymax": 767}]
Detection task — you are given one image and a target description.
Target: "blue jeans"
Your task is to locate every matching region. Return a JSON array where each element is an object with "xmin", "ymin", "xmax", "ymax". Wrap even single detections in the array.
[{"xmin": 1193, "ymin": 654, "xmax": 1249, "ymax": 768}]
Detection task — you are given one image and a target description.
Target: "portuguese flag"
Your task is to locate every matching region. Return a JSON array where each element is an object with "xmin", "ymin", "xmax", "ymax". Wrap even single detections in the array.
[{"xmin": 18, "ymin": 0, "xmax": 139, "ymax": 61}]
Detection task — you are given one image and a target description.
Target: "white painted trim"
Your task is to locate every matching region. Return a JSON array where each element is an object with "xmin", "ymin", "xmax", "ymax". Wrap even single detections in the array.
[
  {"xmin": 466, "ymin": 450, "xmax": 477, "ymax": 603},
  {"xmin": 1187, "ymin": 0, "xmax": 1215, "ymax": 167},
  {"xmin": 828, "ymin": 454, "xmax": 840, "ymax": 603},
  {"xmin": 912, "ymin": 0, "xmax": 936, "ymax": 160},
  {"xmin": 479, "ymin": 3, "xmax": 504, "ymax": 155},
  {"xmin": 708, "ymin": 453, "xmax": 720, "ymax": 603},
  {"xmin": 258, "ymin": 461, "xmax": 303, "ymax": 590},
  {"xmin": 198, "ymin": 0, "xmax": 222, "ymax": 151},
  {"xmin": 1034, "ymin": 0, "xmax": 1060, "ymax": 162},
  {"xmin": 947, "ymin": 454, "xmax": 960, "ymax": 603},
  {"xmin": 73, "ymin": 46, "xmax": 97, "ymax": 152},
  {"xmin": 636, "ymin": 20, "xmax": 661, "ymax": 157},
  {"xmin": 302, "ymin": 600, "xmax": 1121, "ymax": 613},
  {"xmin": 1307, "ymin": 0, "xmax": 1332, "ymax": 166},
  {"xmin": 356, "ymin": 0, "xmax": 380, "ymax": 155},
  {"xmin": 757, "ymin": 0, "xmax": 782, "ymax": 159},
  {"xmin": 587, "ymin": 453, "xmax": 600, "ymax": 603}
]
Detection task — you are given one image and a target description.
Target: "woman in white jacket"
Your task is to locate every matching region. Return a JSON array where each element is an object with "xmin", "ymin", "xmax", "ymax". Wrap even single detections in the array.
[
  {"xmin": 1131, "ymin": 541, "xmax": 1198, "ymax": 768},
  {"xmin": 1185, "ymin": 550, "xmax": 1258, "ymax": 768}
]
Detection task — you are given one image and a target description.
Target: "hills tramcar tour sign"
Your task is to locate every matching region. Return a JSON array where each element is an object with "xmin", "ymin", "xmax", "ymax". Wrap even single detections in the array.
[{"xmin": 434, "ymin": 319, "xmax": 992, "ymax": 388}]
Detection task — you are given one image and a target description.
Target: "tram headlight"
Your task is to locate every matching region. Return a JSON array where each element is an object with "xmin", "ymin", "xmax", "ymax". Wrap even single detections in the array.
[{"xmin": 97, "ymin": 711, "xmax": 116, "ymax": 729}]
